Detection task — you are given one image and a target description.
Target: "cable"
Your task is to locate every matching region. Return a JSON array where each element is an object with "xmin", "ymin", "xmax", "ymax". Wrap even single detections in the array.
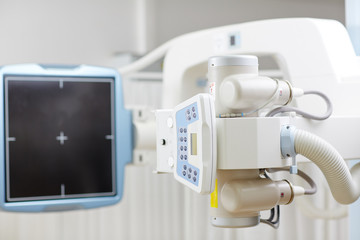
[
  {"xmin": 260, "ymin": 169, "xmax": 280, "ymax": 229},
  {"xmin": 260, "ymin": 205, "xmax": 280, "ymax": 229},
  {"xmin": 266, "ymin": 168, "xmax": 317, "ymax": 195},
  {"xmin": 260, "ymin": 166, "xmax": 317, "ymax": 228},
  {"xmin": 219, "ymin": 78, "xmax": 280, "ymax": 118},
  {"xmin": 265, "ymin": 90, "xmax": 333, "ymax": 120}
]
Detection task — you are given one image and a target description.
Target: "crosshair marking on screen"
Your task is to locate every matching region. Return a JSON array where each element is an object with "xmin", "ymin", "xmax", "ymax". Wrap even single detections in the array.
[
  {"xmin": 61, "ymin": 184, "xmax": 65, "ymax": 197},
  {"xmin": 105, "ymin": 135, "xmax": 113, "ymax": 140},
  {"xmin": 56, "ymin": 131, "xmax": 68, "ymax": 145}
]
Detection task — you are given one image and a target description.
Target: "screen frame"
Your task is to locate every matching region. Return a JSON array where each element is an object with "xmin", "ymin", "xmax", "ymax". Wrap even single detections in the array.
[{"xmin": 0, "ymin": 64, "xmax": 133, "ymax": 212}]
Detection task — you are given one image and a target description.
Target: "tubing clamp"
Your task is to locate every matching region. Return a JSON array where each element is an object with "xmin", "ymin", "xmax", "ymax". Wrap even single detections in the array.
[{"xmin": 280, "ymin": 125, "xmax": 298, "ymax": 174}]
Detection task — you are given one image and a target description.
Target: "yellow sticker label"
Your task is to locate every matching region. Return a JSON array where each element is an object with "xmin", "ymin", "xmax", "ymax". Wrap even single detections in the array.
[{"xmin": 210, "ymin": 179, "xmax": 218, "ymax": 208}]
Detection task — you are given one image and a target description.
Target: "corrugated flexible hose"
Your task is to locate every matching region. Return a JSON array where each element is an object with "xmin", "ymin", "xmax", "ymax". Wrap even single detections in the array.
[{"xmin": 294, "ymin": 129, "xmax": 360, "ymax": 204}]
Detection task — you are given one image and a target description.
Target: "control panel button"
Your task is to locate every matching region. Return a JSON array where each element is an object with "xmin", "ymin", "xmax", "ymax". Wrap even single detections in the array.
[
  {"xmin": 189, "ymin": 168, "xmax": 192, "ymax": 173},
  {"xmin": 193, "ymin": 177, "xmax": 196, "ymax": 182},
  {"xmin": 183, "ymin": 165, "xmax": 187, "ymax": 170},
  {"xmin": 188, "ymin": 174, "xmax": 191, "ymax": 179},
  {"xmin": 167, "ymin": 117, "xmax": 174, "ymax": 128},
  {"xmin": 194, "ymin": 170, "xmax": 197, "ymax": 176},
  {"xmin": 180, "ymin": 137, "xmax": 183, "ymax": 142},
  {"xmin": 180, "ymin": 146, "xmax": 183, "ymax": 151},
  {"xmin": 180, "ymin": 155, "xmax": 183, "ymax": 160},
  {"xmin": 184, "ymin": 128, "xmax": 187, "ymax": 133},
  {"xmin": 184, "ymin": 137, "xmax": 187, "ymax": 142},
  {"xmin": 192, "ymin": 107, "xmax": 195, "ymax": 112},
  {"xmin": 184, "ymin": 146, "xmax": 187, "ymax": 151},
  {"xmin": 184, "ymin": 155, "xmax": 187, "ymax": 160},
  {"xmin": 193, "ymin": 113, "xmax": 196, "ymax": 118},
  {"xmin": 180, "ymin": 128, "xmax": 183, "ymax": 133},
  {"xmin": 182, "ymin": 171, "xmax": 186, "ymax": 176}
]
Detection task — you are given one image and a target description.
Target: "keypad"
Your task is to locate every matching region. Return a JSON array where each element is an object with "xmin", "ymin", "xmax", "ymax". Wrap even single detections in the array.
[{"xmin": 176, "ymin": 102, "xmax": 200, "ymax": 186}]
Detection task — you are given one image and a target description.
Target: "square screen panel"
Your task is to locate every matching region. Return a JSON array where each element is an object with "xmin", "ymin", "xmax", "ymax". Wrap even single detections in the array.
[{"xmin": 4, "ymin": 76, "xmax": 115, "ymax": 202}]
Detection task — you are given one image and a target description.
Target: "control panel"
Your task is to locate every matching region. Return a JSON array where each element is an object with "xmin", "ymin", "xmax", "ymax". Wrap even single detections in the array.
[{"xmin": 173, "ymin": 94, "xmax": 216, "ymax": 194}]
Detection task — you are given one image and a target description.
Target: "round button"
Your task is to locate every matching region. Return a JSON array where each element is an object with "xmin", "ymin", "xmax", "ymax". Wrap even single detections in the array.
[
  {"xmin": 184, "ymin": 146, "xmax": 187, "ymax": 151},
  {"xmin": 187, "ymin": 116, "xmax": 191, "ymax": 121},
  {"xmin": 188, "ymin": 174, "xmax": 191, "ymax": 179},
  {"xmin": 192, "ymin": 107, "xmax": 195, "ymax": 112},
  {"xmin": 189, "ymin": 168, "xmax": 192, "ymax": 173},
  {"xmin": 194, "ymin": 170, "xmax": 197, "ymax": 176},
  {"xmin": 183, "ymin": 165, "xmax": 187, "ymax": 170},
  {"xmin": 184, "ymin": 137, "xmax": 187, "ymax": 142},
  {"xmin": 168, "ymin": 157, "xmax": 174, "ymax": 167},
  {"xmin": 180, "ymin": 146, "xmax": 183, "ymax": 151},
  {"xmin": 187, "ymin": 109, "xmax": 190, "ymax": 114},
  {"xmin": 180, "ymin": 137, "xmax": 183, "ymax": 142},
  {"xmin": 193, "ymin": 113, "xmax": 196, "ymax": 118},
  {"xmin": 180, "ymin": 128, "xmax": 183, "ymax": 133},
  {"xmin": 184, "ymin": 128, "xmax": 187, "ymax": 133},
  {"xmin": 180, "ymin": 155, "xmax": 183, "ymax": 160},
  {"xmin": 193, "ymin": 177, "xmax": 196, "ymax": 182},
  {"xmin": 184, "ymin": 155, "xmax": 187, "ymax": 160},
  {"xmin": 167, "ymin": 117, "xmax": 173, "ymax": 128},
  {"xmin": 182, "ymin": 171, "xmax": 186, "ymax": 176}
]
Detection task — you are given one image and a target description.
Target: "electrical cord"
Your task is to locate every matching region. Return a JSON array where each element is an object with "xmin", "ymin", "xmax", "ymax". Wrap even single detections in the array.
[
  {"xmin": 260, "ymin": 167, "xmax": 317, "ymax": 228},
  {"xmin": 260, "ymin": 170, "xmax": 280, "ymax": 229},
  {"xmin": 265, "ymin": 90, "xmax": 333, "ymax": 120},
  {"xmin": 260, "ymin": 205, "xmax": 280, "ymax": 229},
  {"xmin": 266, "ymin": 167, "xmax": 317, "ymax": 195}
]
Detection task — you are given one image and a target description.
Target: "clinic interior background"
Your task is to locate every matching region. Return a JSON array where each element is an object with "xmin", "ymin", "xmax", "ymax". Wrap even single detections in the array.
[{"xmin": 0, "ymin": 0, "xmax": 355, "ymax": 240}]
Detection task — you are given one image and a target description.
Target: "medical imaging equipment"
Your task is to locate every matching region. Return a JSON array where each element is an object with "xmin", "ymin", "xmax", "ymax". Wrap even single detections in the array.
[
  {"xmin": 1, "ymin": 17, "xmax": 359, "ymax": 232},
  {"xmin": 0, "ymin": 64, "xmax": 132, "ymax": 212},
  {"xmin": 119, "ymin": 18, "xmax": 360, "ymax": 228}
]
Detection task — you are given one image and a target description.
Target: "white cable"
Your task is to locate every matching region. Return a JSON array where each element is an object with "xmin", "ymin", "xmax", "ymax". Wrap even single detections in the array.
[
  {"xmin": 294, "ymin": 129, "xmax": 360, "ymax": 204},
  {"xmin": 267, "ymin": 168, "xmax": 317, "ymax": 195},
  {"xmin": 266, "ymin": 90, "xmax": 333, "ymax": 120},
  {"xmin": 118, "ymin": 40, "xmax": 174, "ymax": 76}
]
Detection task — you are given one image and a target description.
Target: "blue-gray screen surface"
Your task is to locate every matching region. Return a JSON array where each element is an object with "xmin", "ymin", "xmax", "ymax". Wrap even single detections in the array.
[{"xmin": 4, "ymin": 76, "xmax": 115, "ymax": 202}]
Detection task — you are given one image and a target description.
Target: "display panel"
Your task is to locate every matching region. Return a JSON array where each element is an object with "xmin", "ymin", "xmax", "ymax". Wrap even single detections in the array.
[{"xmin": 4, "ymin": 76, "xmax": 115, "ymax": 202}]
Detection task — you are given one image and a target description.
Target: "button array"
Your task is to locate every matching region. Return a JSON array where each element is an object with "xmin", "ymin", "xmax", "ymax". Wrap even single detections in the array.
[
  {"xmin": 185, "ymin": 106, "xmax": 197, "ymax": 122},
  {"xmin": 178, "ymin": 127, "xmax": 188, "ymax": 163},
  {"xmin": 176, "ymin": 103, "xmax": 199, "ymax": 185}
]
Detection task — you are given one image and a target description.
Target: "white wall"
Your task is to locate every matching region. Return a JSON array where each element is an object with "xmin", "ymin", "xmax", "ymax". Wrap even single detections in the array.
[
  {"xmin": 0, "ymin": 0, "xmax": 136, "ymax": 66},
  {"xmin": 0, "ymin": 0, "xmax": 345, "ymax": 66}
]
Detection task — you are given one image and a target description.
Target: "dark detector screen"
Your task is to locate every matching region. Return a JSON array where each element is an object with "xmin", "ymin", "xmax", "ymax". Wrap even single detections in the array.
[{"xmin": 4, "ymin": 76, "xmax": 115, "ymax": 202}]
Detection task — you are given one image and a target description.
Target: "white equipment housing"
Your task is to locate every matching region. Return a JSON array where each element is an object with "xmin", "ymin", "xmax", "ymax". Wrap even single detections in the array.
[
  {"xmin": 121, "ymin": 18, "xmax": 360, "ymax": 164},
  {"xmin": 120, "ymin": 17, "xmax": 360, "ymax": 231},
  {"xmin": 160, "ymin": 18, "xmax": 360, "ymax": 115}
]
